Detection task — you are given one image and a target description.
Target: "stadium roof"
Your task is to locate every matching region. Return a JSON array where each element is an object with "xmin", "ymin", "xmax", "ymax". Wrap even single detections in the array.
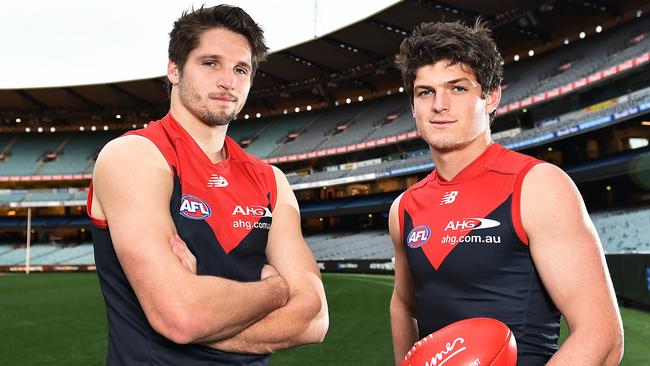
[{"xmin": 1, "ymin": 0, "xmax": 648, "ymax": 127}]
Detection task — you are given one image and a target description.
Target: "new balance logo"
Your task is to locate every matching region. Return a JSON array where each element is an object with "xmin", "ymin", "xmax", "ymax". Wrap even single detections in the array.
[
  {"xmin": 207, "ymin": 174, "xmax": 228, "ymax": 188},
  {"xmin": 440, "ymin": 191, "xmax": 458, "ymax": 205}
]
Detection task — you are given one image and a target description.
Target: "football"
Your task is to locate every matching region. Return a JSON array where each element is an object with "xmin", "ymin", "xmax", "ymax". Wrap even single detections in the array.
[{"xmin": 401, "ymin": 318, "xmax": 517, "ymax": 366}]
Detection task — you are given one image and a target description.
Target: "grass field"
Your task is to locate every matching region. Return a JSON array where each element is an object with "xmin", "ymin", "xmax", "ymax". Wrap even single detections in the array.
[{"xmin": 1, "ymin": 272, "xmax": 648, "ymax": 365}]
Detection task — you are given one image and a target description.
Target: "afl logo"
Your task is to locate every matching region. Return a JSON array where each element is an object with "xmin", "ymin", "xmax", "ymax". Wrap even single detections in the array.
[
  {"xmin": 179, "ymin": 194, "xmax": 211, "ymax": 220},
  {"xmin": 407, "ymin": 225, "xmax": 430, "ymax": 248}
]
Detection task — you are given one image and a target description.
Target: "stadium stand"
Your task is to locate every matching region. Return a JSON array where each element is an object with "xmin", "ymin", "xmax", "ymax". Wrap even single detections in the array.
[
  {"xmin": 0, "ymin": 134, "xmax": 66, "ymax": 175},
  {"xmin": 286, "ymin": 84, "xmax": 650, "ymax": 184},
  {"xmin": 271, "ymin": 102, "xmax": 369, "ymax": 156},
  {"xmin": 37, "ymin": 132, "xmax": 116, "ymax": 175},
  {"xmin": 30, "ymin": 243, "xmax": 94, "ymax": 265},
  {"xmin": 227, "ymin": 118, "xmax": 270, "ymax": 145},
  {"xmin": 243, "ymin": 112, "xmax": 321, "ymax": 157},
  {"xmin": 304, "ymin": 231, "xmax": 393, "ymax": 260},
  {"xmin": 317, "ymin": 96, "xmax": 408, "ymax": 149},
  {"xmin": 0, "ymin": 243, "xmax": 94, "ymax": 265},
  {"xmin": 501, "ymin": 17, "xmax": 649, "ymax": 104},
  {"xmin": 592, "ymin": 207, "xmax": 650, "ymax": 253}
]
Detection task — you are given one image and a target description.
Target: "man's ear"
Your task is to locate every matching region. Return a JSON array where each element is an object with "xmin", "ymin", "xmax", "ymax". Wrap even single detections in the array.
[
  {"xmin": 167, "ymin": 60, "xmax": 180, "ymax": 85},
  {"xmin": 485, "ymin": 86, "xmax": 502, "ymax": 115}
]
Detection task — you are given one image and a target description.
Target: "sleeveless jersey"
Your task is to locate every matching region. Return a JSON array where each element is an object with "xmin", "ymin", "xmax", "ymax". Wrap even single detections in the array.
[
  {"xmin": 87, "ymin": 113, "xmax": 277, "ymax": 365},
  {"xmin": 399, "ymin": 144, "xmax": 560, "ymax": 365}
]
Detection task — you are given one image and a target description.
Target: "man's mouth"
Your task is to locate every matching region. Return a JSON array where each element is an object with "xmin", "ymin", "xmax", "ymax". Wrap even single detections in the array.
[{"xmin": 209, "ymin": 93, "xmax": 237, "ymax": 102}]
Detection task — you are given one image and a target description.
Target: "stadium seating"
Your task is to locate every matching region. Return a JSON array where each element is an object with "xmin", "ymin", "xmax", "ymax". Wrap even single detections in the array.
[
  {"xmin": 0, "ymin": 134, "xmax": 66, "ymax": 175},
  {"xmin": 0, "ymin": 243, "xmax": 94, "ymax": 265},
  {"xmin": 304, "ymin": 231, "xmax": 393, "ymax": 260},
  {"xmin": 271, "ymin": 103, "xmax": 369, "ymax": 156},
  {"xmin": 37, "ymin": 132, "xmax": 116, "ymax": 175},
  {"xmin": 30, "ymin": 243, "xmax": 94, "ymax": 265},
  {"xmin": 501, "ymin": 17, "xmax": 650, "ymax": 104},
  {"xmin": 591, "ymin": 207, "xmax": 650, "ymax": 253},
  {"xmin": 318, "ymin": 97, "xmax": 408, "ymax": 149},
  {"xmin": 227, "ymin": 117, "xmax": 269, "ymax": 143},
  {"xmin": 243, "ymin": 113, "xmax": 321, "ymax": 157}
]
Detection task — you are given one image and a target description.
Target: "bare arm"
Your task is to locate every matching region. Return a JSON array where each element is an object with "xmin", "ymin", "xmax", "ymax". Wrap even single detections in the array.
[
  {"xmin": 204, "ymin": 166, "xmax": 329, "ymax": 353},
  {"xmin": 92, "ymin": 136, "xmax": 289, "ymax": 345},
  {"xmin": 521, "ymin": 163, "xmax": 623, "ymax": 365},
  {"xmin": 389, "ymin": 194, "xmax": 419, "ymax": 365}
]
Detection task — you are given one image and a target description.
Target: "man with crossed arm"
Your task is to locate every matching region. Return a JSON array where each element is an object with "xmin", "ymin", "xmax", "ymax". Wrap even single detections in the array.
[{"xmin": 89, "ymin": 5, "xmax": 328, "ymax": 365}]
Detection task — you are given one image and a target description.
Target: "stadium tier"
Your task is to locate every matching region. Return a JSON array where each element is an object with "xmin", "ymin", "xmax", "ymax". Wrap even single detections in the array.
[
  {"xmin": 500, "ymin": 16, "xmax": 650, "ymax": 105},
  {"xmin": 1, "ymin": 82, "xmax": 648, "ymax": 186},
  {"xmin": 243, "ymin": 113, "xmax": 321, "ymax": 158}
]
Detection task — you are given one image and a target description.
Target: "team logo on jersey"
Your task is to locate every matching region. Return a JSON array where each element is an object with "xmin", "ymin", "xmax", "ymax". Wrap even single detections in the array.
[
  {"xmin": 179, "ymin": 194, "xmax": 211, "ymax": 220},
  {"xmin": 439, "ymin": 191, "xmax": 459, "ymax": 205},
  {"xmin": 407, "ymin": 225, "xmax": 431, "ymax": 248},
  {"xmin": 232, "ymin": 205, "xmax": 272, "ymax": 217},
  {"xmin": 444, "ymin": 218, "xmax": 501, "ymax": 231},
  {"xmin": 207, "ymin": 174, "xmax": 228, "ymax": 188}
]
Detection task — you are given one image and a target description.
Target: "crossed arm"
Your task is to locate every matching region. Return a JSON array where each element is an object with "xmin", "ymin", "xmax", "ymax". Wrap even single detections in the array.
[
  {"xmin": 203, "ymin": 166, "xmax": 329, "ymax": 353},
  {"xmin": 93, "ymin": 136, "xmax": 327, "ymax": 349}
]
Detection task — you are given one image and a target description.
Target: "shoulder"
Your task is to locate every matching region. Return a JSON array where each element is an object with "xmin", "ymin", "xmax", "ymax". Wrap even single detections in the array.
[
  {"xmin": 97, "ymin": 135, "xmax": 164, "ymax": 165},
  {"xmin": 520, "ymin": 163, "xmax": 583, "ymax": 228},
  {"xmin": 389, "ymin": 192, "xmax": 406, "ymax": 217},
  {"xmin": 523, "ymin": 162, "xmax": 574, "ymax": 193},
  {"xmin": 94, "ymin": 135, "xmax": 171, "ymax": 183}
]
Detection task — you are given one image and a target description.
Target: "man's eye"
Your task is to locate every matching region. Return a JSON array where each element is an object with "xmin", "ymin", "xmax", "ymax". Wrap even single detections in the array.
[
  {"xmin": 234, "ymin": 67, "xmax": 248, "ymax": 75},
  {"xmin": 417, "ymin": 89, "xmax": 431, "ymax": 96},
  {"xmin": 452, "ymin": 86, "xmax": 467, "ymax": 92},
  {"xmin": 203, "ymin": 61, "xmax": 217, "ymax": 67}
]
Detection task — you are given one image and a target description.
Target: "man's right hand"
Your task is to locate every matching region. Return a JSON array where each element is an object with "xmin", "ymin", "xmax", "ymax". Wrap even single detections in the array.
[{"xmin": 261, "ymin": 264, "xmax": 290, "ymax": 307}]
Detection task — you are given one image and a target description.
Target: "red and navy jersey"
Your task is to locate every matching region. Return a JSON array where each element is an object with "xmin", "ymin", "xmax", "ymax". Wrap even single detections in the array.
[
  {"xmin": 88, "ymin": 113, "xmax": 276, "ymax": 365},
  {"xmin": 399, "ymin": 144, "xmax": 560, "ymax": 365}
]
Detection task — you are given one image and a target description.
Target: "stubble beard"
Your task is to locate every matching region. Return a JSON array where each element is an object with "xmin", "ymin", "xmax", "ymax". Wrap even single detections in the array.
[{"xmin": 178, "ymin": 82, "xmax": 236, "ymax": 127}]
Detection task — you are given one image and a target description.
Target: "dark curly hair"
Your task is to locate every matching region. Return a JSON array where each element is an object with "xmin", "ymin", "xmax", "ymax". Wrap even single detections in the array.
[
  {"xmin": 168, "ymin": 4, "xmax": 268, "ymax": 77},
  {"xmin": 395, "ymin": 19, "xmax": 503, "ymax": 120}
]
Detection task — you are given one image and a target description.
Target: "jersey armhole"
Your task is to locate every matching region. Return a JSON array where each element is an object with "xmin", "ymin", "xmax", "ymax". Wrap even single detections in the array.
[
  {"xmin": 86, "ymin": 183, "xmax": 108, "ymax": 229},
  {"xmin": 512, "ymin": 161, "xmax": 541, "ymax": 246},
  {"xmin": 397, "ymin": 192, "xmax": 407, "ymax": 244},
  {"xmin": 270, "ymin": 170, "xmax": 278, "ymax": 210}
]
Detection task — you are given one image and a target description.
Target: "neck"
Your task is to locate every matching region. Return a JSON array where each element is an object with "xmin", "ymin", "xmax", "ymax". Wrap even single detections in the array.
[
  {"xmin": 431, "ymin": 133, "xmax": 493, "ymax": 181},
  {"xmin": 170, "ymin": 102, "xmax": 229, "ymax": 164}
]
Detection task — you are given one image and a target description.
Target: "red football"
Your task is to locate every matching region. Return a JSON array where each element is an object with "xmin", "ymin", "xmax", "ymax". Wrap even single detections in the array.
[{"xmin": 401, "ymin": 318, "xmax": 517, "ymax": 366}]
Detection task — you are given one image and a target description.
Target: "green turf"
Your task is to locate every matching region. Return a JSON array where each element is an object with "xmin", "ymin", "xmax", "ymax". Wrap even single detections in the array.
[
  {"xmin": 0, "ymin": 273, "xmax": 106, "ymax": 366},
  {"xmin": 0, "ymin": 272, "xmax": 648, "ymax": 365}
]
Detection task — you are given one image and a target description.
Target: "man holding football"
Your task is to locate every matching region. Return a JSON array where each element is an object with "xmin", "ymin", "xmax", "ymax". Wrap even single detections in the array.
[{"xmin": 389, "ymin": 19, "xmax": 623, "ymax": 365}]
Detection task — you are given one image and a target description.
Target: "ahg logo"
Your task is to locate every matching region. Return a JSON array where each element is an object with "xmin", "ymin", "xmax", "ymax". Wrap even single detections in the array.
[
  {"xmin": 232, "ymin": 205, "xmax": 272, "ymax": 217},
  {"xmin": 444, "ymin": 218, "xmax": 501, "ymax": 231}
]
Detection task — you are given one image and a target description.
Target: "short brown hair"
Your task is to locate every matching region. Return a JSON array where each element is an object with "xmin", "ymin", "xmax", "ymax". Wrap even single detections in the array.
[
  {"xmin": 168, "ymin": 4, "xmax": 268, "ymax": 76},
  {"xmin": 396, "ymin": 19, "xmax": 503, "ymax": 119}
]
